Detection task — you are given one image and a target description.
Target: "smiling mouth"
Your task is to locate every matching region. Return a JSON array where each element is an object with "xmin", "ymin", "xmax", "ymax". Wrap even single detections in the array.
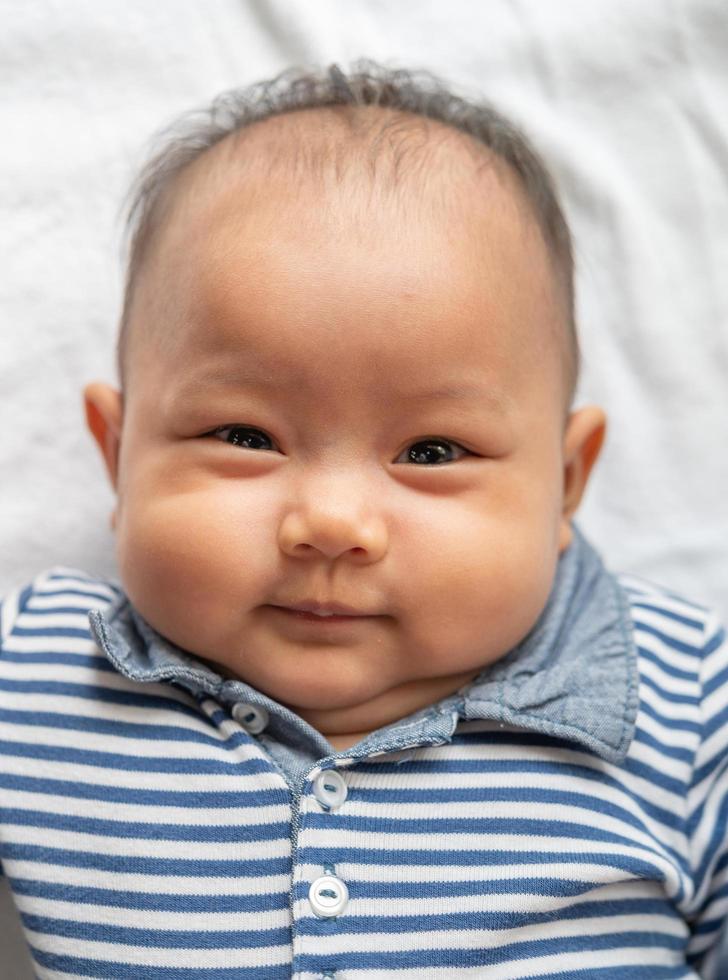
[{"xmin": 268, "ymin": 606, "xmax": 377, "ymax": 626}]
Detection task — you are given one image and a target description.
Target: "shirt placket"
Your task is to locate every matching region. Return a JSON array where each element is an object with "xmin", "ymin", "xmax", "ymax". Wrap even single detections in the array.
[{"xmin": 291, "ymin": 713, "xmax": 458, "ymax": 980}]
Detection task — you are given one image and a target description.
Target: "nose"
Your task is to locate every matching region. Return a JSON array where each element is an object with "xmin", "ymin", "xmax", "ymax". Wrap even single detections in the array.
[{"xmin": 277, "ymin": 472, "xmax": 388, "ymax": 564}]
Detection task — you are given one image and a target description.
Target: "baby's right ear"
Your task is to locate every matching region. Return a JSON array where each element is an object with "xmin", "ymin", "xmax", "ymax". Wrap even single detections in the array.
[{"xmin": 83, "ymin": 383, "xmax": 123, "ymax": 493}]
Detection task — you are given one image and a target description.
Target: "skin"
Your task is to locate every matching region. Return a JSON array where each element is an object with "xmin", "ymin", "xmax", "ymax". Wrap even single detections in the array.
[{"xmin": 84, "ymin": 114, "xmax": 605, "ymax": 752}]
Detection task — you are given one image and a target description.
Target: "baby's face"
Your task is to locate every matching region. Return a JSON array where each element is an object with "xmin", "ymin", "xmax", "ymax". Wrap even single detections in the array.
[{"xmin": 87, "ymin": 137, "xmax": 603, "ymax": 745}]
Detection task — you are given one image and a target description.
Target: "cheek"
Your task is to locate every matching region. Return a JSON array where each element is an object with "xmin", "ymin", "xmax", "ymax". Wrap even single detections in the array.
[
  {"xmin": 401, "ymin": 496, "xmax": 559, "ymax": 666},
  {"xmin": 114, "ymin": 479, "xmax": 275, "ymax": 634}
]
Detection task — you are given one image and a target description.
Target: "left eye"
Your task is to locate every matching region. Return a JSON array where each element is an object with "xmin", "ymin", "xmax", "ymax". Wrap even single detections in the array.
[
  {"xmin": 397, "ymin": 439, "xmax": 469, "ymax": 465},
  {"xmin": 210, "ymin": 426, "xmax": 276, "ymax": 450}
]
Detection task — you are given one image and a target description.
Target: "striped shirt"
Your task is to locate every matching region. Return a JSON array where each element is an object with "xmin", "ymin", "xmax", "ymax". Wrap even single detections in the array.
[{"xmin": 1, "ymin": 531, "xmax": 727, "ymax": 979}]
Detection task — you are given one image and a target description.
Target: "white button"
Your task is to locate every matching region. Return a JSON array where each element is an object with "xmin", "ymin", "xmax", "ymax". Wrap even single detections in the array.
[
  {"xmin": 309, "ymin": 874, "xmax": 349, "ymax": 918},
  {"xmin": 313, "ymin": 769, "xmax": 348, "ymax": 810},
  {"xmin": 232, "ymin": 703, "xmax": 269, "ymax": 734}
]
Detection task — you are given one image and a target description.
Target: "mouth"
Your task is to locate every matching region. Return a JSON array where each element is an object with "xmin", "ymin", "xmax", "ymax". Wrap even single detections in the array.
[
  {"xmin": 272, "ymin": 599, "xmax": 377, "ymax": 616},
  {"xmin": 275, "ymin": 609, "xmax": 366, "ymax": 623},
  {"xmin": 267, "ymin": 602, "xmax": 379, "ymax": 628}
]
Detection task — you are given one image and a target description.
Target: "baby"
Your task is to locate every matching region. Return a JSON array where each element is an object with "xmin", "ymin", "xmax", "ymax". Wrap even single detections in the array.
[{"xmin": 1, "ymin": 62, "xmax": 727, "ymax": 979}]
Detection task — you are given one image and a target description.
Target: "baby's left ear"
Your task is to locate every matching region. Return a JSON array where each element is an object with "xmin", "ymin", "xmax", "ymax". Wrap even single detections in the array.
[{"xmin": 559, "ymin": 406, "xmax": 607, "ymax": 551}]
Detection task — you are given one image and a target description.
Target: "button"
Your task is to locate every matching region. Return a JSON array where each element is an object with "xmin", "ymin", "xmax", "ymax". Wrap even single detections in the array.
[
  {"xmin": 313, "ymin": 769, "xmax": 348, "ymax": 810},
  {"xmin": 309, "ymin": 873, "xmax": 349, "ymax": 918},
  {"xmin": 232, "ymin": 702, "xmax": 269, "ymax": 734}
]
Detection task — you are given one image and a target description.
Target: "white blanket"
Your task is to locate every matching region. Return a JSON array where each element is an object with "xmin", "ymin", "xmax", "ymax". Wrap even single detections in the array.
[{"xmin": 1, "ymin": 0, "xmax": 727, "ymax": 968}]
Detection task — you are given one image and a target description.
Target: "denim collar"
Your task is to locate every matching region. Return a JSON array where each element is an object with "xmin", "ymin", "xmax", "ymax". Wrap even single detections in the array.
[{"xmin": 88, "ymin": 525, "xmax": 638, "ymax": 766}]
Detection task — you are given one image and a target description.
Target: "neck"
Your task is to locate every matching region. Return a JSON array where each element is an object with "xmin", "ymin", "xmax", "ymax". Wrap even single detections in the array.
[{"xmin": 292, "ymin": 667, "xmax": 482, "ymax": 752}]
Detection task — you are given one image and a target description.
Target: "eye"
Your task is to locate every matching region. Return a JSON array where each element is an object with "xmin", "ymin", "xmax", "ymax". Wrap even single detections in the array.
[
  {"xmin": 397, "ymin": 438, "xmax": 470, "ymax": 465},
  {"xmin": 210, "ymin": 426, "xmax": 276, "ymax": 451}
]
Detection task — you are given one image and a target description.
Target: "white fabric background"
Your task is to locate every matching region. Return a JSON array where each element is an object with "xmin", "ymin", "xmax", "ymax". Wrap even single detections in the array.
[{"xmin": 1, "ymin": 2, "xmax": 727, "ymax": 975}]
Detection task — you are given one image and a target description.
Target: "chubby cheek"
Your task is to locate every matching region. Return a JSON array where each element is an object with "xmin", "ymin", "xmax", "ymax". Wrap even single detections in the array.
[
  {"xmin": 403, "ymin": 501, "xmax": 560, "ymax": 674},
  {"xmin": 114, "ymin": 479, "xmax": 274, "ymax": 650}
]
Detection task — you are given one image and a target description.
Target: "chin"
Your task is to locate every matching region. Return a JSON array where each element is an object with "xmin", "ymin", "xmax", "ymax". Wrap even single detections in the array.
[{"xmin": 273, "ymin": 676, "xmax": 384, "ymax": 715}]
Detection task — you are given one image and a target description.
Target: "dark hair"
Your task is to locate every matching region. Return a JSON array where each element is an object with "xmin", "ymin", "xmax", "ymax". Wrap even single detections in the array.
[{"xmin": 117, "ymin": 59, "xmax": 578, "ymax": 400}]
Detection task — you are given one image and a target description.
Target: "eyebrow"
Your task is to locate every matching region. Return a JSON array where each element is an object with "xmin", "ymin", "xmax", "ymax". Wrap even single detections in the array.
[
  {"xmin": 171, "ymin": 368, "xmax": 508, "ymax": 412},
  {"xmin": 398, "ymin": 383, "xmax": 504, "ymax": 406}
]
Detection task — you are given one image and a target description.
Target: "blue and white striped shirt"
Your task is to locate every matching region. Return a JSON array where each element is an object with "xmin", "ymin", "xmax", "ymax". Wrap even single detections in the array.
[{"xmin": 1, "ymin": 530, "xmax": 727, "ymax": 978}]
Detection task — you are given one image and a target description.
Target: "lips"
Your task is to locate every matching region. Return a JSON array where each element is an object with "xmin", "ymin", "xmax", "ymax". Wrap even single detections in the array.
[
  {"xmin": 273, "ymin": 600, "xmax": 374, "ymax": 617},
  {"xmin": 268, "ymin": 605, "xmax": 375, "ymax": 632}
]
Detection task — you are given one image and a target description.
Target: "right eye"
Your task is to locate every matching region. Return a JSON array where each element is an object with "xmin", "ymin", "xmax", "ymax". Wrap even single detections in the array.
[{"xmin": 210, "ymin": 426, "xmax": 276, "ymax": 451}]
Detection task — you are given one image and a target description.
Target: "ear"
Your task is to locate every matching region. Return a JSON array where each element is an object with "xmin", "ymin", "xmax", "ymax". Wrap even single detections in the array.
[
  {"xmin": 558, "ymin": 405, "xmax": 607, "ymax": 552},
  {"xmin": 83, "ymin": 383, "xmax": 123, "ymax": 529}
]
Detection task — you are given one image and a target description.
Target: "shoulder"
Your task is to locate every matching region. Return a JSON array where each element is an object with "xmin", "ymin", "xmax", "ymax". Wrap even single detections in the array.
[
  {"xmin": 0, "ymin": 566, "xmax": 122, "ymax": 652},
  {"xmin": 616, "ymin": 571, "xmax": 726, "ymax": 686}
]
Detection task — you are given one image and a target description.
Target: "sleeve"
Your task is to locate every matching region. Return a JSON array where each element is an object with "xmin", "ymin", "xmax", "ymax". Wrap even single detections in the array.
[
  {"xmin": 0, "ymin": 579, "xmax": 34, "ymax": 881},
  {"xmin": 0, "ymin": 591, "xmax": 7, "ymax": 879},
  {"xmin": 0, "ymin": 583, "xmax": 30, "ymax": 647},
  {"xmin": 685, "ymin": 611, "xmax": 728, "ymax": 978}
]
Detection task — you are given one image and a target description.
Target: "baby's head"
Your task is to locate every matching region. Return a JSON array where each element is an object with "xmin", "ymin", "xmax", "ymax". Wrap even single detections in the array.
[{"xmin": 85, "ymin": 63, "xmax": 605, "ymax": 747}]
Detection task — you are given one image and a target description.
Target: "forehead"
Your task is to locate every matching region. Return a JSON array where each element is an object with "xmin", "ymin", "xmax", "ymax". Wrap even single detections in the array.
[
  {"xmin": 139, "ymin": 104, "xmax": 545, "ymax": 285},
  {"xmin": 127, "ymin": 109, "xmax": 565, "ymax": 402}
]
